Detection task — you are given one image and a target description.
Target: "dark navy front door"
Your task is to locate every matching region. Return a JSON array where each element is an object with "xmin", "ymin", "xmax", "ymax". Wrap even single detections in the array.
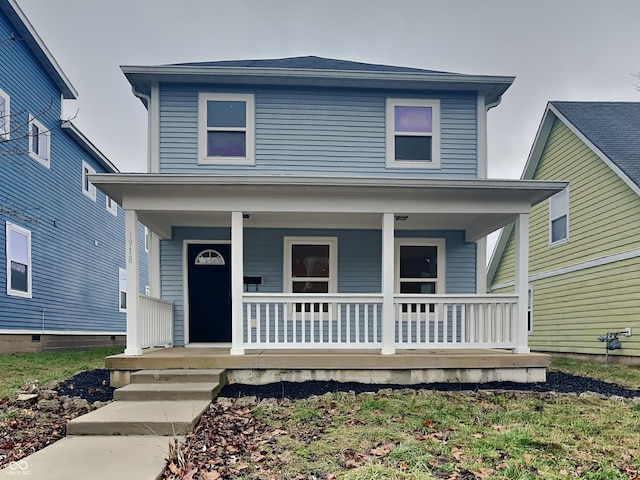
[{"xmin": 187, "ymin": 243, "xmax": 231, "ymax": 343}]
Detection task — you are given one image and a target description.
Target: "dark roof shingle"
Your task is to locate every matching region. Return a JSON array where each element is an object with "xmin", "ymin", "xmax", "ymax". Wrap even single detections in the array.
[{"xmin": 551, "ymin": 101, "xmax": 640, "ymax": 188}]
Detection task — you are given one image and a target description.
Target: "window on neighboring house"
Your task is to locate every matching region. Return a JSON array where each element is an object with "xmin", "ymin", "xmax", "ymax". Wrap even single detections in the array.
[
  {"xmin": 0, "ymin": 88, "xmax": 10, "ymax": 140},
  {"xmin": 82, "ymin": 161, "xmax": 96, "ymax": 201},
  {"xmin": 144, "ymin": 227, "xmax": 149, "ymax": 252},
  {"xmin": 386, "ymin": 99, "xmax": 440, "ymax": 168},
  {"xmin": 106, "ymin": 196, "xmax": 118, "ymax": 216},
  {"xmin": 395, "ymin": 239, "xmax": 445, "ymax": 313},
  {"xmin": 6, "ymin": 222, "xmax": 32, "ymax": 298},
  {"xmin": 549, "ymin": 187, "xmax": 569, "ymax": 245},
  {"xmin": 118, "ymin": 268, "xmax": 127, "ymax": 312},
  {"xmin": 527, "ymin": 286, "xmax": 534, "ymax": 335},
  {"xmin": 28, "ymin": 116, "xmax": 50, "ymax": 167},
  {"xmin": 284, "ymin": 237, "xmax": 337, "ymax": 313},
  {"xmin": 198, "ymin": 93, "xmax": 255, "ymax": 165}
]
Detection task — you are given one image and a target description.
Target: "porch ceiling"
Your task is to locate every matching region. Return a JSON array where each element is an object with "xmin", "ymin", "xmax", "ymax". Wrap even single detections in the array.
[{"xmin": 89, "ymin": 175, "xmax": 567, "ymax": 241}]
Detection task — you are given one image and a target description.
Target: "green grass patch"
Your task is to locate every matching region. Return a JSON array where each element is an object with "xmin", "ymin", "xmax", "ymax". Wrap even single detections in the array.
[{"xmin": 0, "ymin": 347, "xmax": 122, "ymax": 399}]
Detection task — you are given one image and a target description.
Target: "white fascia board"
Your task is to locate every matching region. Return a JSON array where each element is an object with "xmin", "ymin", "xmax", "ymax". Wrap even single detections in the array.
[
  {"xmin": 2, "ymin": 0, "xmax": 77, "ymax": 98},
  {"xmin": 61, "ymin": 122, "xmax": 119, "ymax": 173},
  {"xmin": 548, "ymin": 104, "xmax": 640, "ymax": 196},
  {"xmin": 521, "ymin": 103, "xmax": 556, "ymax": 180}
]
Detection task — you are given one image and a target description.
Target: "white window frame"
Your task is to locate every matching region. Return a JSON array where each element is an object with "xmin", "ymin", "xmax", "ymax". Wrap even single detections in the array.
[
  {"xmin": 549, "ymin": 187, "xmax": 569, "ymax": 246},
  {"xmin": 106, "ymin": 196, "xmax": 118, "ymax": 216},
  {"xmin": 394, "ymin": 238, "xmax": 446, "ymax": 294},
  {"xmin": 386, "ymin": 98, "xmax": 441, "ymax": 169},
  {"xmin": 0, "ymin": 88, "xmax": 10, "ymax": 140},
  {"xmin": 82, "ymin": 161, "xmax": 97, "ymax": 201},
  {"xmin": 118, "ymin": 268, "xmax": 127, "ymax": 312},
  {"xmin": 283, "ymin": 237, "xmax": 338, "ymax": 316},
  {"xmin": 198, "ymin": 93, "xmax": 255, "ymax": 165},
  {"xmin": 6, "ymin": 222, "xmax": 32, "ymax": 298},
  {"xmin": 527, "ymin": 285, "xmax": 534, "ymax": 335},
  {"xmin": 28, "ymin": 116, "xmax": 50, "ymax": 168},
  {"xmin": 144, "ymin": 226, "xmax": 149, "ymax": 252}
]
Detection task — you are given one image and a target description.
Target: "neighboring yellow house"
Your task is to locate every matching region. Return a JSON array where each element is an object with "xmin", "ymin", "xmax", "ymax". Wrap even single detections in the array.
[{"xmin": 488, "ymin": 102, "xmax": 640, "ymax": 363}]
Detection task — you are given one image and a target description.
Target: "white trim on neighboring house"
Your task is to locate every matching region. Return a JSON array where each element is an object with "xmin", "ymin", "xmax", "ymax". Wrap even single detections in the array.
[
  {"xmin": 106, "ymin": 196, "xmax": 118, "ymax": 216},
  {"xmin": 6, "ymin": 221, "xmax": 32, "ymax": 298},
  {"xmin": 0, "ymin": 87, "xmax": 10, "ymax": 139},
  {"xmin": 490, "ymin": 247, "xmax": 640, "ymax": 291},
  {"xmin": 28, "ymin": 116, "xmax": 50, "ymax": 168},
  {"xmin": 198, "ymin": 93, "xmax": 255, "ymax": 165},
  {"xmin": 82, "ymin": 160, "xmax": 97, "ymax": 201},
  {"xmin": 182, "ymin": 240, "xmax": 231, "ymax": 346},
  {"xmin": 386, "ymin": 98, "xmax": 441, "ymax": 169},
  {"xmin": 527, "ymin": 285, "xmax": 533, "ymax": 335},
  {"xmin": 394, "ymin": 238, "xmax": 446, "ymax": 294}
]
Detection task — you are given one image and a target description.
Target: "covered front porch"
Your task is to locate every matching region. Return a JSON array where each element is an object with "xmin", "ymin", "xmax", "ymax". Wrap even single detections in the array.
[{"xmin": 92, "ymin": 175, "xmax": 566, "ymax": 363}]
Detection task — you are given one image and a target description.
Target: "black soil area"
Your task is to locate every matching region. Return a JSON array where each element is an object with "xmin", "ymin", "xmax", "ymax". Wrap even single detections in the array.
[
  {"xmin": 220, "ymin": 371, "xmax": 640, "ymax": 400},
  {"xmin": 56, "ymin": 369, "xmax": 115, "ymax": 403},
  {"xmin": 53, "ymin": 369, "xmax": 640, "ymax": 404}
]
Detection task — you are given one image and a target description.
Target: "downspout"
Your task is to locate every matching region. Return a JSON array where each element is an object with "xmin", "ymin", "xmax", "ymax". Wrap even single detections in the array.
[{"xmin": 130, "ymin": 86, "xmax": 152, "ymax": 173}]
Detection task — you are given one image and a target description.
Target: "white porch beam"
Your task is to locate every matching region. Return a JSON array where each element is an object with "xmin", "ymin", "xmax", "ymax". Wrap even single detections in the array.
[
  {"xmin": 124, "ymin": 209, "xmax": 141, "ymax": 356},
  {"xmin": 230, "ymin": 211, "xmax": 245, "ymax": 355},
  {"xmin": 513, "ymin": 213, "xmax": 530, "ymax": 353},
  {"xmin": 381, "ymin": 213, "xmax": 395, "ymax": 355}
]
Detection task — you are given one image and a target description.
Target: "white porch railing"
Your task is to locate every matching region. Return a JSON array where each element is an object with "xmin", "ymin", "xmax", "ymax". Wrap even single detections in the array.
[
  {"xmin": 242, "ymin": 293, "xmax": 519, "ymax": 350},
  {"xmin": 137, "ymin": 294, "xmax": 173, "ymax": 349}
]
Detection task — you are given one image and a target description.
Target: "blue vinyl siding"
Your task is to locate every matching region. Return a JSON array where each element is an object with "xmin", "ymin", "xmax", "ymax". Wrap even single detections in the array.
[
  {"xmin": 0, "ymin": 9, "xmax": 148, "ymax": 333},
  {"xmin": 161, "ymin": 227, "xmax": 474, "ymax": 345},
  {"xmin": 159, "ymin": 85, "xmax": 477, "ymax": 178}
]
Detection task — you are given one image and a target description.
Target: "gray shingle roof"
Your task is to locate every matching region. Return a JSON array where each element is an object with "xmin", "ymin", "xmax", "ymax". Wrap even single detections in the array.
[
  {"xmin": 551, "ymin": 101, "xmax": 640, "ymax": 188},
  {"xmin": 170, "ymin": 55, "xmax": 453, "ymax": 74}
]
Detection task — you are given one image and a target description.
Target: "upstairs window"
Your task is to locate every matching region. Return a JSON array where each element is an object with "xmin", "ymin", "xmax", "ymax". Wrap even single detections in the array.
[
  {"xmin": 28, "ymin": 116, "xmax": 50, "ymax": 167},
  {"xmin": 386, "ymin": 99, "xmax": 440, "ymax": 168},
  {"xmin": 198, "ymin": 93, "xmax": 255, "ymax": 165},
  {"xmin": 549, "ymin": 187, "xmax": 569, "ymax": 245},
  {"xmin": 82, "ymin": 161, "xmax": 96, "ymax": 201},
  {"xmin": 0, "ymin": 88, "xmax": 9, "ymax": 139},
  {"xmin": 6, "ymin": 222, "xmax": 32, "ymax": 298},
  {"xmin": 106, "ymin": 196, "xmax": 118, "ymax": 216}
]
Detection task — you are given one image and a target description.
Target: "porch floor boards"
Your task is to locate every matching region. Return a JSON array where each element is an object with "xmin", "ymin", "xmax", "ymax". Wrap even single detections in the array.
[{"xmin": 105, "ymin": 347, "xmax": 550, "ymax": 371}]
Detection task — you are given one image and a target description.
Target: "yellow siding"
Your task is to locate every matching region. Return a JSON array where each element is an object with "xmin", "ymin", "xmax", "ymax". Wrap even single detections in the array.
[
  {"xmin": 529, "ymin": 256, "xmax": 640, "ymax": 356},
  {"xmin": 491, "ymin": 117, "xmax": 640, "ymax": 357}
]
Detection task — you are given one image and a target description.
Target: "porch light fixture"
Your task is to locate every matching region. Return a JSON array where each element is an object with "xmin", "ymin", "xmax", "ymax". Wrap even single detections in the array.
[{"xmin": 395, "ymin": 215, "xmax": 408, "ymax": 221}]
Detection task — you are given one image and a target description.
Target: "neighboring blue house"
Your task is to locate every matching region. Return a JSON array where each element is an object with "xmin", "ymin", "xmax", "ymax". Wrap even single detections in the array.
[
  {"xmin": 93, "ymin": 56, "xmax": 565, "ymax": 363},
  {"xmin": 0, "ymin": 0, "xmax": 148, "ymax": 353}
]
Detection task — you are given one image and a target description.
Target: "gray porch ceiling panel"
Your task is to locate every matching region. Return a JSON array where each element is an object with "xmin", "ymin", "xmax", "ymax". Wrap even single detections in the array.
[{"xmin": 89, "ymin": 175, "xmax": 567, "ymax": 241}]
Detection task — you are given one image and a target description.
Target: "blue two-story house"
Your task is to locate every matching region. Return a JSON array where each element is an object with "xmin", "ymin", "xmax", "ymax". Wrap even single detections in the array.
[
  {"xmin": 94, "ymin": 56, "xmax": 566, "ymax": 382},
  {"xmin": 0, "ymin": 0, "xmax": 148, "ymax": 353}
]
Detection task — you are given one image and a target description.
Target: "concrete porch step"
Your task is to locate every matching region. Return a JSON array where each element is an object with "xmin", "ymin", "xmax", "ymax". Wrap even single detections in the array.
[
  {"xmin": 114, "ymin": 381, "xmax": 222, "ymax": 401},
  {"xmin": 130, "ymin": 368, "xmax": 226, "ymax": 384},
  {"xmin": 66, "ymin": 400, "xmax": 211, "ymax": 436}
]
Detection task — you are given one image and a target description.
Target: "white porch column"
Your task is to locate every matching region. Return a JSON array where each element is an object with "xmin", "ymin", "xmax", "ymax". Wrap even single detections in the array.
[
  {"xmin": 476, "ymin": 237, "xmax": 487, "ymax": 293},
  {"xmin": 230, "ymin": 211, "xmax": 245, "ymax": 355},
  {"xmin": 124, "ymin": 209, "xmax": 141, "ymax": 356},
  {"xmin": 149, "ymin": 231, "xmax": 161, "ymax": 298},
  {"xmin": 381, "ymin": 213, "xmax": 395, "ymax": 355},
  {"xmin": 513, "ymin": 213, "xmax": 530, "ymax": 353}
]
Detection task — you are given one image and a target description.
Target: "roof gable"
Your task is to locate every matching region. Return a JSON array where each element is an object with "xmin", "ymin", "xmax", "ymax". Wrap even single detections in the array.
[{"xmin": 0, "ymin": 0, "xmax": 77, "ymax": 98}]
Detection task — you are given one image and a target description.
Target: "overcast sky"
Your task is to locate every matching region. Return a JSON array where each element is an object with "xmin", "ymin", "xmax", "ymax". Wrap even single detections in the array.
[{"xmin": 16, "ymin": 0, "xmax": 640, "ymax": 178}]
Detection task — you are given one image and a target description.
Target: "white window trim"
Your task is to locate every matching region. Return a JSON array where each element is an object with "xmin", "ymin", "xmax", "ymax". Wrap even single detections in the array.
[
  {"xmin": 549, "ymin": 186, "xmax": 569, "ymax": 246},
  {"xmin": 198, "ymin": 93, "xmax": 255, "ymax": 166},
  {"xmin": 118, "ymin": 267, "xmax": 127, "ymax": 312},
  {"xmin": 527, "ymin": 285, "xmax": 534, "ymax": 335},
  {"xmin": 82, "ymin": 160, "xmax": 97, "ymax": 201},
  {"xmin": 386, "ymin": 98, "xmax": 441, "ymax": 169},
  {"xmin": 0, "ymin": 87, "xmax": 10, "ymax": 140},
  {"xmin": 394, "ymin": 238, "xmax": 446, "ymax": 293},
  {"xmin": 144, "ymin": 227, "xmax": 149, "ymax": 252},
  {"xmin": 6, "ymin": 221, "xmax": 32, "ymax": 298},
  {"xmin": 28, "ymin": 116, "xmax": 50, "ymax": 168},
  {"xmin": 106, "ymin": 196, "xmax": 118, "ymax": 216},
  {"xmin": 283, "ymin": 236, "xmax": 338, "ymax": 294}
]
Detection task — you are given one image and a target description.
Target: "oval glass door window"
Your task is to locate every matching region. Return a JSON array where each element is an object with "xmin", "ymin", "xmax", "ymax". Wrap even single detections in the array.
[{"xmin": 194, "ymin": 249, "xmax": 226, "ymax": 266}]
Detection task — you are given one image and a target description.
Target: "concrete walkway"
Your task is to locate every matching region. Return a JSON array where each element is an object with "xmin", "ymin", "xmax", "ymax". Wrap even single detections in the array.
[{"xmin": 0, "ymin": 369, "xmax": 225, "ymax": 480}]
